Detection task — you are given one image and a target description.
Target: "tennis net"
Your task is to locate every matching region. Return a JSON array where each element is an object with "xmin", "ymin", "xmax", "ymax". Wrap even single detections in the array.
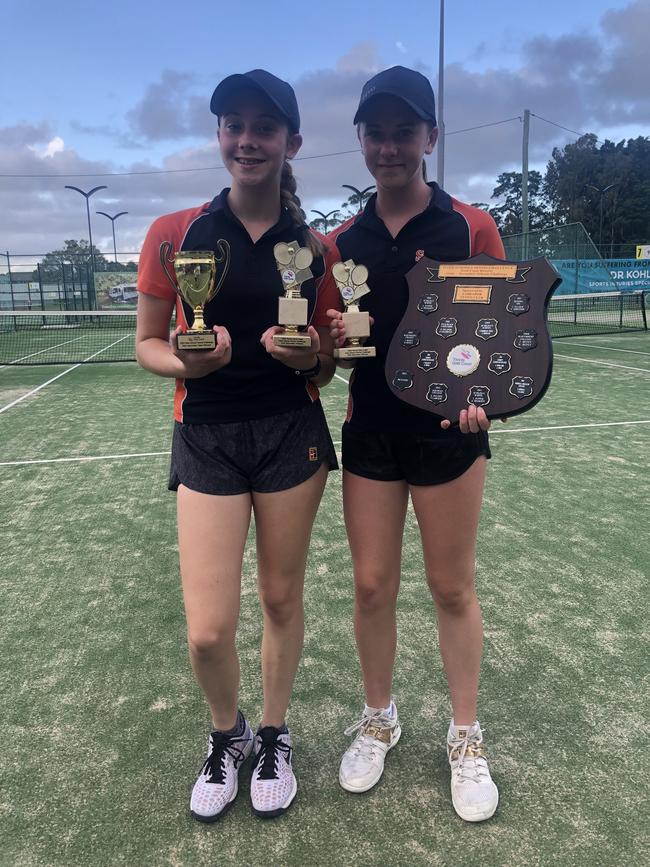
[
  {"xmin": 547, "ymin": 290, "xmax": 647, "ymax": 338},
  {"xmin": 0, "ymin": 310, "xmax": 138, "ymax": 365},
  {"xmin": 0, "ymin": 292, "xmax": 647, "ymax": 365}
]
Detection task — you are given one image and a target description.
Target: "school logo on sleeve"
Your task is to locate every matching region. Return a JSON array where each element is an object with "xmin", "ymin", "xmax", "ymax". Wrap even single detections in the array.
[
  {"xmin": 308, "ymin": 447, "xmax": 318, "ymax": 461},
  {"xmin": 415, "ymin": 249, "xmax": 425, "ymax": 262}
]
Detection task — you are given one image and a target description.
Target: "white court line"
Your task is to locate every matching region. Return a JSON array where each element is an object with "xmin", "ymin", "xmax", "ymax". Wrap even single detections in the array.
[
  {"xmin": 554, "ymin": 353, "xmax": 650, "ymax": 373},
  {"xmin": 2, "ymin": 419, "xmax": 649, "ymax": 468},
  {"xmin": 0, "ymin": 335, "xmax": 130, "ymax": 414},
  {"xmin": 334, "ymin": 373, "xmax": 349, "ymax": 384},
  {"xmin": 557, "ymin": 340, "xmax": 650, "ymax": 357},
  {"xmin": 0, "ymin": 334, "xmax": 88, "ymax": 368},
  {"xmin": 491, "ymin": 419, "xmax": 650, "ymax": 435},
  {"xmin": 0, "ymin": 451, "xmax": 170, "ymax": 467}
]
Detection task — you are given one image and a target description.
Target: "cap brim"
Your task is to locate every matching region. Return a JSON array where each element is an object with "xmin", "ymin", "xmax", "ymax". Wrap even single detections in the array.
[
  {"xmin": 210, "ymin": 74, "xmax": 297, "ymax": 130},
  {"xmin": 353, "ymin": 91, "xmax": 434, "ymax": 125}
]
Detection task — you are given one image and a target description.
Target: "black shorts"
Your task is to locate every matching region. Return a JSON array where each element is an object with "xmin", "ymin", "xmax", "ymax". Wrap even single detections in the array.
[
  {"xmin": 341, "ymin": 423, "xmax": 490, "ymax": 486},
  {"xmin": 169, "ymin": 402, "xmax": 339, "ymax": 496}
]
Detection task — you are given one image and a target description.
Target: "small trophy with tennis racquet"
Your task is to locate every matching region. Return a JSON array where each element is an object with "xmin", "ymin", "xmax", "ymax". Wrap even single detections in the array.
[
  {"xmin": 273, "ymin": 240, "xmax": 314, "ymax": 348},
  {"xmin": 159, "ymin": 241, "xmax": 230, "ymax": 350},
  {"xmin": 332, "ymin": 259, "xmax": 375, "ymax": 358}
]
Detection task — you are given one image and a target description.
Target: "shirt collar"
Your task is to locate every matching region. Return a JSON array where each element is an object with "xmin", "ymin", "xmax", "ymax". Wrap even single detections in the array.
[
  {"xmin": 206, "ymin": 187, "xmax": 295, "ymax": 237},
  {"xmin": 357, "ymin": 181, "xmax": 452, "ymax": 229}
]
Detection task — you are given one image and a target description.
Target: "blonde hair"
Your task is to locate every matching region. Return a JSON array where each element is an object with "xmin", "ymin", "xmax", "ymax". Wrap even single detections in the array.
[{"xmin": 280, "ymin": 160, "xmax": 325, "ymax": 256}]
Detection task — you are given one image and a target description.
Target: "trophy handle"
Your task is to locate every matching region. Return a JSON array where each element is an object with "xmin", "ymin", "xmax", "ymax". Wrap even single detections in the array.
[
  {"xmin": 159, "ymin": 241, "xmax": 179, "ymax": 294},
  {"xmin": 214, "ymin": 239, "xmax": 231, "ymax": 295}
]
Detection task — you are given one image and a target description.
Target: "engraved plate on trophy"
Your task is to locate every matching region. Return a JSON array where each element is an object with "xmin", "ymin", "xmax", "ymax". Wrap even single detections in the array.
[
  {"xmin": 436, "ymin": 317, "xmax": 458, "ymax": 339},
  {"xmin": 514, "ymin": 329, "xmax": 538, "ymax": 351},
  {"xmin": 467, "ymin": 385, "xmax": 491, "ymax": 406},
  {"xmin": 506, "ymin": 293, "xmax": 530, "ymax": 315},
  {"xmin": 488, "ymin": 352, "xmax": 512, "ymax": 376},
  {"xmin": 426, "ymin": 383, "xmax": 448, "ymax": 405},
  {"xmin": 273, "ymin": 240, "xmax": 314, "ymax": 348},
  {"xmin": 417, "ymin": 293, "xmax": 439, "ymax": 315},
  {"xmin": 392, "ymin": 370, "xmax": 414, "ymax": 390},
  {"xmin": 159, "ymin": 241, "xmax": 230, "ymax": 350},
  {"xmin": 475, "ymin": 318, "xmax": 499, "ymax": 341},
  {"xmin": 509, "ymin": 376, "xmax": 534, "ymax": 399},
  {"xmin": 417, "ymin": 350, "xmax": 438, "ymax": 371},
  {"xmin": 401, "ymin": 329, "xmax": 420, "ymax": 349},
  {"xmin": 385, "ymin": 253, "xmax": 560, "ymax": 423},
  {"xmin": 332, "ymin": 259, "xmax": 375, "ymax": 359}
]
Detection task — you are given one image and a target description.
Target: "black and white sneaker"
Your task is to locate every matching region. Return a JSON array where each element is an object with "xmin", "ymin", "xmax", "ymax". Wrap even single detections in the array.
[
  {"xmin": 250, "ymin": 726, "xmax": 297, "ymax": 818},
  {"xmin": 190, "ymin": 716, "xmax": 253, "ymax": 822}
]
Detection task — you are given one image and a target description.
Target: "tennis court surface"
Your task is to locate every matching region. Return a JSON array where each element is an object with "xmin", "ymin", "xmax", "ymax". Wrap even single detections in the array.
[{"xmin": 1, "ymin": 329, "xmax": 648, "ymax": 866}]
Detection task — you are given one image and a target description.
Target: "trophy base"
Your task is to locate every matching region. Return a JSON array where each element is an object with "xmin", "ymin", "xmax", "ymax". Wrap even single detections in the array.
[
  {"xmin": 334, "ymin": 345, "xmax": 376, "ymax": 359},
  {"xmin": 273, "ymin": 333, "xmax": 313, "ymax": 348},
  {"xmin": 177, "ymin": 331, "xmax": 216, "ymax": 351}
]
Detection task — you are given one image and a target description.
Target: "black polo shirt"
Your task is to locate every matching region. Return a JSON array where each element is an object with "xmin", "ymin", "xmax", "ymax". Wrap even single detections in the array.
[
  {"xmin": 330, "ymin": 183, "xmax": 505, "ymax": 433},
  {"xmin": 138, "ymin": 189, "xmax": 339, "ymax": 423}
]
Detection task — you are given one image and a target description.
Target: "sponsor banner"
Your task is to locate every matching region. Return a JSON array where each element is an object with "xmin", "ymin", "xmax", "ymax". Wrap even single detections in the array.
[{"xmin": 551, "ymin": 259, "xmax": 650, "ymax": 294}]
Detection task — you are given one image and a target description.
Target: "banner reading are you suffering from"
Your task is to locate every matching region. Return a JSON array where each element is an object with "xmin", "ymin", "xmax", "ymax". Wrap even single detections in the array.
[{"xmin": 551, "ymin": 259, "xmax": 650, "ymax": 294}]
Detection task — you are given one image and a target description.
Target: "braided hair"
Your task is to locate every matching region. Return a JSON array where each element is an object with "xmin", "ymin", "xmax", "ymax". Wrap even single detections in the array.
[{"xmin": 280, "ymin": 160, "xmax": 326, "ymax": 256}]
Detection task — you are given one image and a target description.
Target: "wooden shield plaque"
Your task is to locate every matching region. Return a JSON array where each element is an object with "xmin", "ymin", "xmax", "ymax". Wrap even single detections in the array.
[{"xmin": 385, "ymin": 254, "xmax": 561, "ymax": 421}]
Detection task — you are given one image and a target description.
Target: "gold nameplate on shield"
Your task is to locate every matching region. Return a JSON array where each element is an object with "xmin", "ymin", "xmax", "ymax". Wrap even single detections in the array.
[
  {"xmin": 453, "ymin": 284, "xmax": 493, "ymax": 303},
  {"xmin": 439, "ymin": 264, "xmax": 517, "ymax": 278}
]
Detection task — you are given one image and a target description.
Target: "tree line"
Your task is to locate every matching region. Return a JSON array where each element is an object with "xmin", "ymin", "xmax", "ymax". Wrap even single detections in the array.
[{"xmin": 32, "ymin": 134, "xmax": 650, "ymax": 272}]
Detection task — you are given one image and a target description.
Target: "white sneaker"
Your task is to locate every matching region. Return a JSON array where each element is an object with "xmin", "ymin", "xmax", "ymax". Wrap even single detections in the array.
[
  {"xmin": 339, "ymin": 704, "xmax": 401, "ymax": 793},
  {"xmin": 190, "ymin": 717, "xmax": 254, "ymax": 822},
  {"xmin": 447, "ymin": 721, "xmax": 499, "ymax": 822},
  {"xmin": 250, "ymin": 726, "xmax": 297, "ymax": 818}
]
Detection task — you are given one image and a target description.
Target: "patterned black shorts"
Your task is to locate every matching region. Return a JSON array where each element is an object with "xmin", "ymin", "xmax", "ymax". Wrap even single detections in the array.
[
  {"xmin": 341, "ymin": 423, "xmax": 490, "ymax": 486},
  {"xmin": 169, "ymin": 401, "xmax": 338, "ymax": 495}
]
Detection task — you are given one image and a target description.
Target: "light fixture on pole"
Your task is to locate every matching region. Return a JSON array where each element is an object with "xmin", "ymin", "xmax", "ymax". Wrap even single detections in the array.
[
  {"xmin": 310, "ymin": 209, "xmax": 340, "ymax": 232},
  {"xmin": 64, "ymin": 185, "xmax": 107, "ymax": 304},
  {"xmin": 585, "ymin": 183, "xmax": 617, "ymax": 252},
  {"xmin": 96, "ymin": 210, "xmax": 128, "ymax": 263},
  {"xmin": 341, "ymin": 185, "xmax": 376, "ymax": 212}
]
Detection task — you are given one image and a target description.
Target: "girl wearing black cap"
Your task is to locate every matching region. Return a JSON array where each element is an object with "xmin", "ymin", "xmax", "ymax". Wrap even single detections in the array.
[
  {"xmin": 136, "ymin": 70, "xmax": 340, "ymax": 822},
  {"xmin": 327, "ymin": 66, "xmax": 504, "ymax": 822}
]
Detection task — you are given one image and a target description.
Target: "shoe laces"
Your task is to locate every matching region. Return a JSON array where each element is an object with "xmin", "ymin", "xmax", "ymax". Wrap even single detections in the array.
[
  {"xmin": 201, "ymin": 731, "xmax": 249, "ymax": 785},
  {"xmin": 448, "ymin": 726, "xmax": 490, "ymax": 785},
  {"xmin": 254, "ymin": 728, "xmax": 292, "ymax": 781},
  {"xmin": 344, "ymin": 709, "xmax": 394, "ymax": 759}
]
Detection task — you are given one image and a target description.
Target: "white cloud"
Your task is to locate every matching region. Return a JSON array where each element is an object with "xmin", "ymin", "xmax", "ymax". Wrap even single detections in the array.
[{"xmin": 28, "ymin": 136, "xmax": 65, "ymax": 159}]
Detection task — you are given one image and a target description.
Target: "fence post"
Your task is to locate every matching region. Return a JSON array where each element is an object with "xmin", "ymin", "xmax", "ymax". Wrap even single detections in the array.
[{"xmin": 37, "ymin": 263, "xmax": 46, "ymax": 310}]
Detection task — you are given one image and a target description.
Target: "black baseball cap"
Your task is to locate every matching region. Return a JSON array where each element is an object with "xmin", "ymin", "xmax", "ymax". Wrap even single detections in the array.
[
  {"xmin": 210, "ymin": 69, "xmax": 300, "ymax": 134},
  {"xmin": 353, "ymin": 66, "xmax": 436, "ymax": 126}
]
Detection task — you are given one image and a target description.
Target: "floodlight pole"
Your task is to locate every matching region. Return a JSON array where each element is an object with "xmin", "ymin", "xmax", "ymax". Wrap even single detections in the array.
[
  {"xmin": 586, "ymin": 184, "xmax": 617, "ymax": 253},
  {"xmin": 437, "ymin": 0, "xmax": 445, "ymax": 187},
  {"xmin": 96, "ymin": 210, "xmax": 128, "ymax": 263}
]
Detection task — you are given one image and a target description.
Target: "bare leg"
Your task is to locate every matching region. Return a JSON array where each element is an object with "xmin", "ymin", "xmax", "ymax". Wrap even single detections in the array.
[
  {"xmin": 409, "ymin": 457, "xmax": 487, "ymax": 725},
  {"xmin": 177, "ymin": 485, "xmax": 252, "ymax": 731},
  {"xmin": 343, "ymin": 470, "xmax": 409, "ymax": 709},
  {"xmin": 253, "ymin": 465, "xmax": 328, "ymax": 728}
]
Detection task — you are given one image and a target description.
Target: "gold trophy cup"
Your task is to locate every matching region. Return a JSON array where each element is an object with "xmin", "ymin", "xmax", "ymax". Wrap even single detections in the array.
[
  {"xmin": 159, "ymin": 241, "xmax": 230, "ymax": 350},
  {"xmin": 332, "ymin": 259, "xmax": 375, "ymax": 358},
  {"xmin": 273, "ymin": 240, "xmax": 314, "ymax": 348}
]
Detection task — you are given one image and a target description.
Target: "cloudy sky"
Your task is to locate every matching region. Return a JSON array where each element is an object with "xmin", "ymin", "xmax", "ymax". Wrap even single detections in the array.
[{"xmin": 1, "ymin": 0, "xmax": 649, "ymax": 263}]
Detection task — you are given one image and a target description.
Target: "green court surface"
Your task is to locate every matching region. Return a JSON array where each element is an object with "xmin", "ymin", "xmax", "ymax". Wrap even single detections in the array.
[{"xmin": 1, "ymin": 333, "xmax": 648, "ymax": 867}]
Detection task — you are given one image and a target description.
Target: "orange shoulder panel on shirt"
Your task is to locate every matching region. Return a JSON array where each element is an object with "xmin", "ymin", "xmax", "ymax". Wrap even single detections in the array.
[
  {"xmin": 311, "ymin": 230, "xmax": 344, "ymax": 325},
  {"xmin": 137, "ymin": 203, "xmax": 211, "ymax": 301},
  {"xmin": 451, "ymin": 198, "xmax": 505, "ymax": 259}
]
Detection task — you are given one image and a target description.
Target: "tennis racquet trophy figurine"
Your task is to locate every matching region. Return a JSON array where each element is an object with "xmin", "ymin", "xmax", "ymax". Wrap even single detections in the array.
[
  {"xmin": 332, "ymin": 259, "xmax": 375, "ymax": 359},
  {"xmin": 159, "ymin": 241, "xmax": 230, "ymax": 350},
  {"xmin": 273, "ymin": 240, "xmax": 314, "ymax": 348}
]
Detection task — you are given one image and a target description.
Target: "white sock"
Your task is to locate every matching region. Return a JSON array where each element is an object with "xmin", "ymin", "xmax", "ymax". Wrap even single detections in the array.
[
  {"xmin": 450, "ymin": 719, "xmax": 480, "ymax": 737},
  {"xmin": 365, "ymin": 701, "xmax": 395, "ymax": 719}
]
